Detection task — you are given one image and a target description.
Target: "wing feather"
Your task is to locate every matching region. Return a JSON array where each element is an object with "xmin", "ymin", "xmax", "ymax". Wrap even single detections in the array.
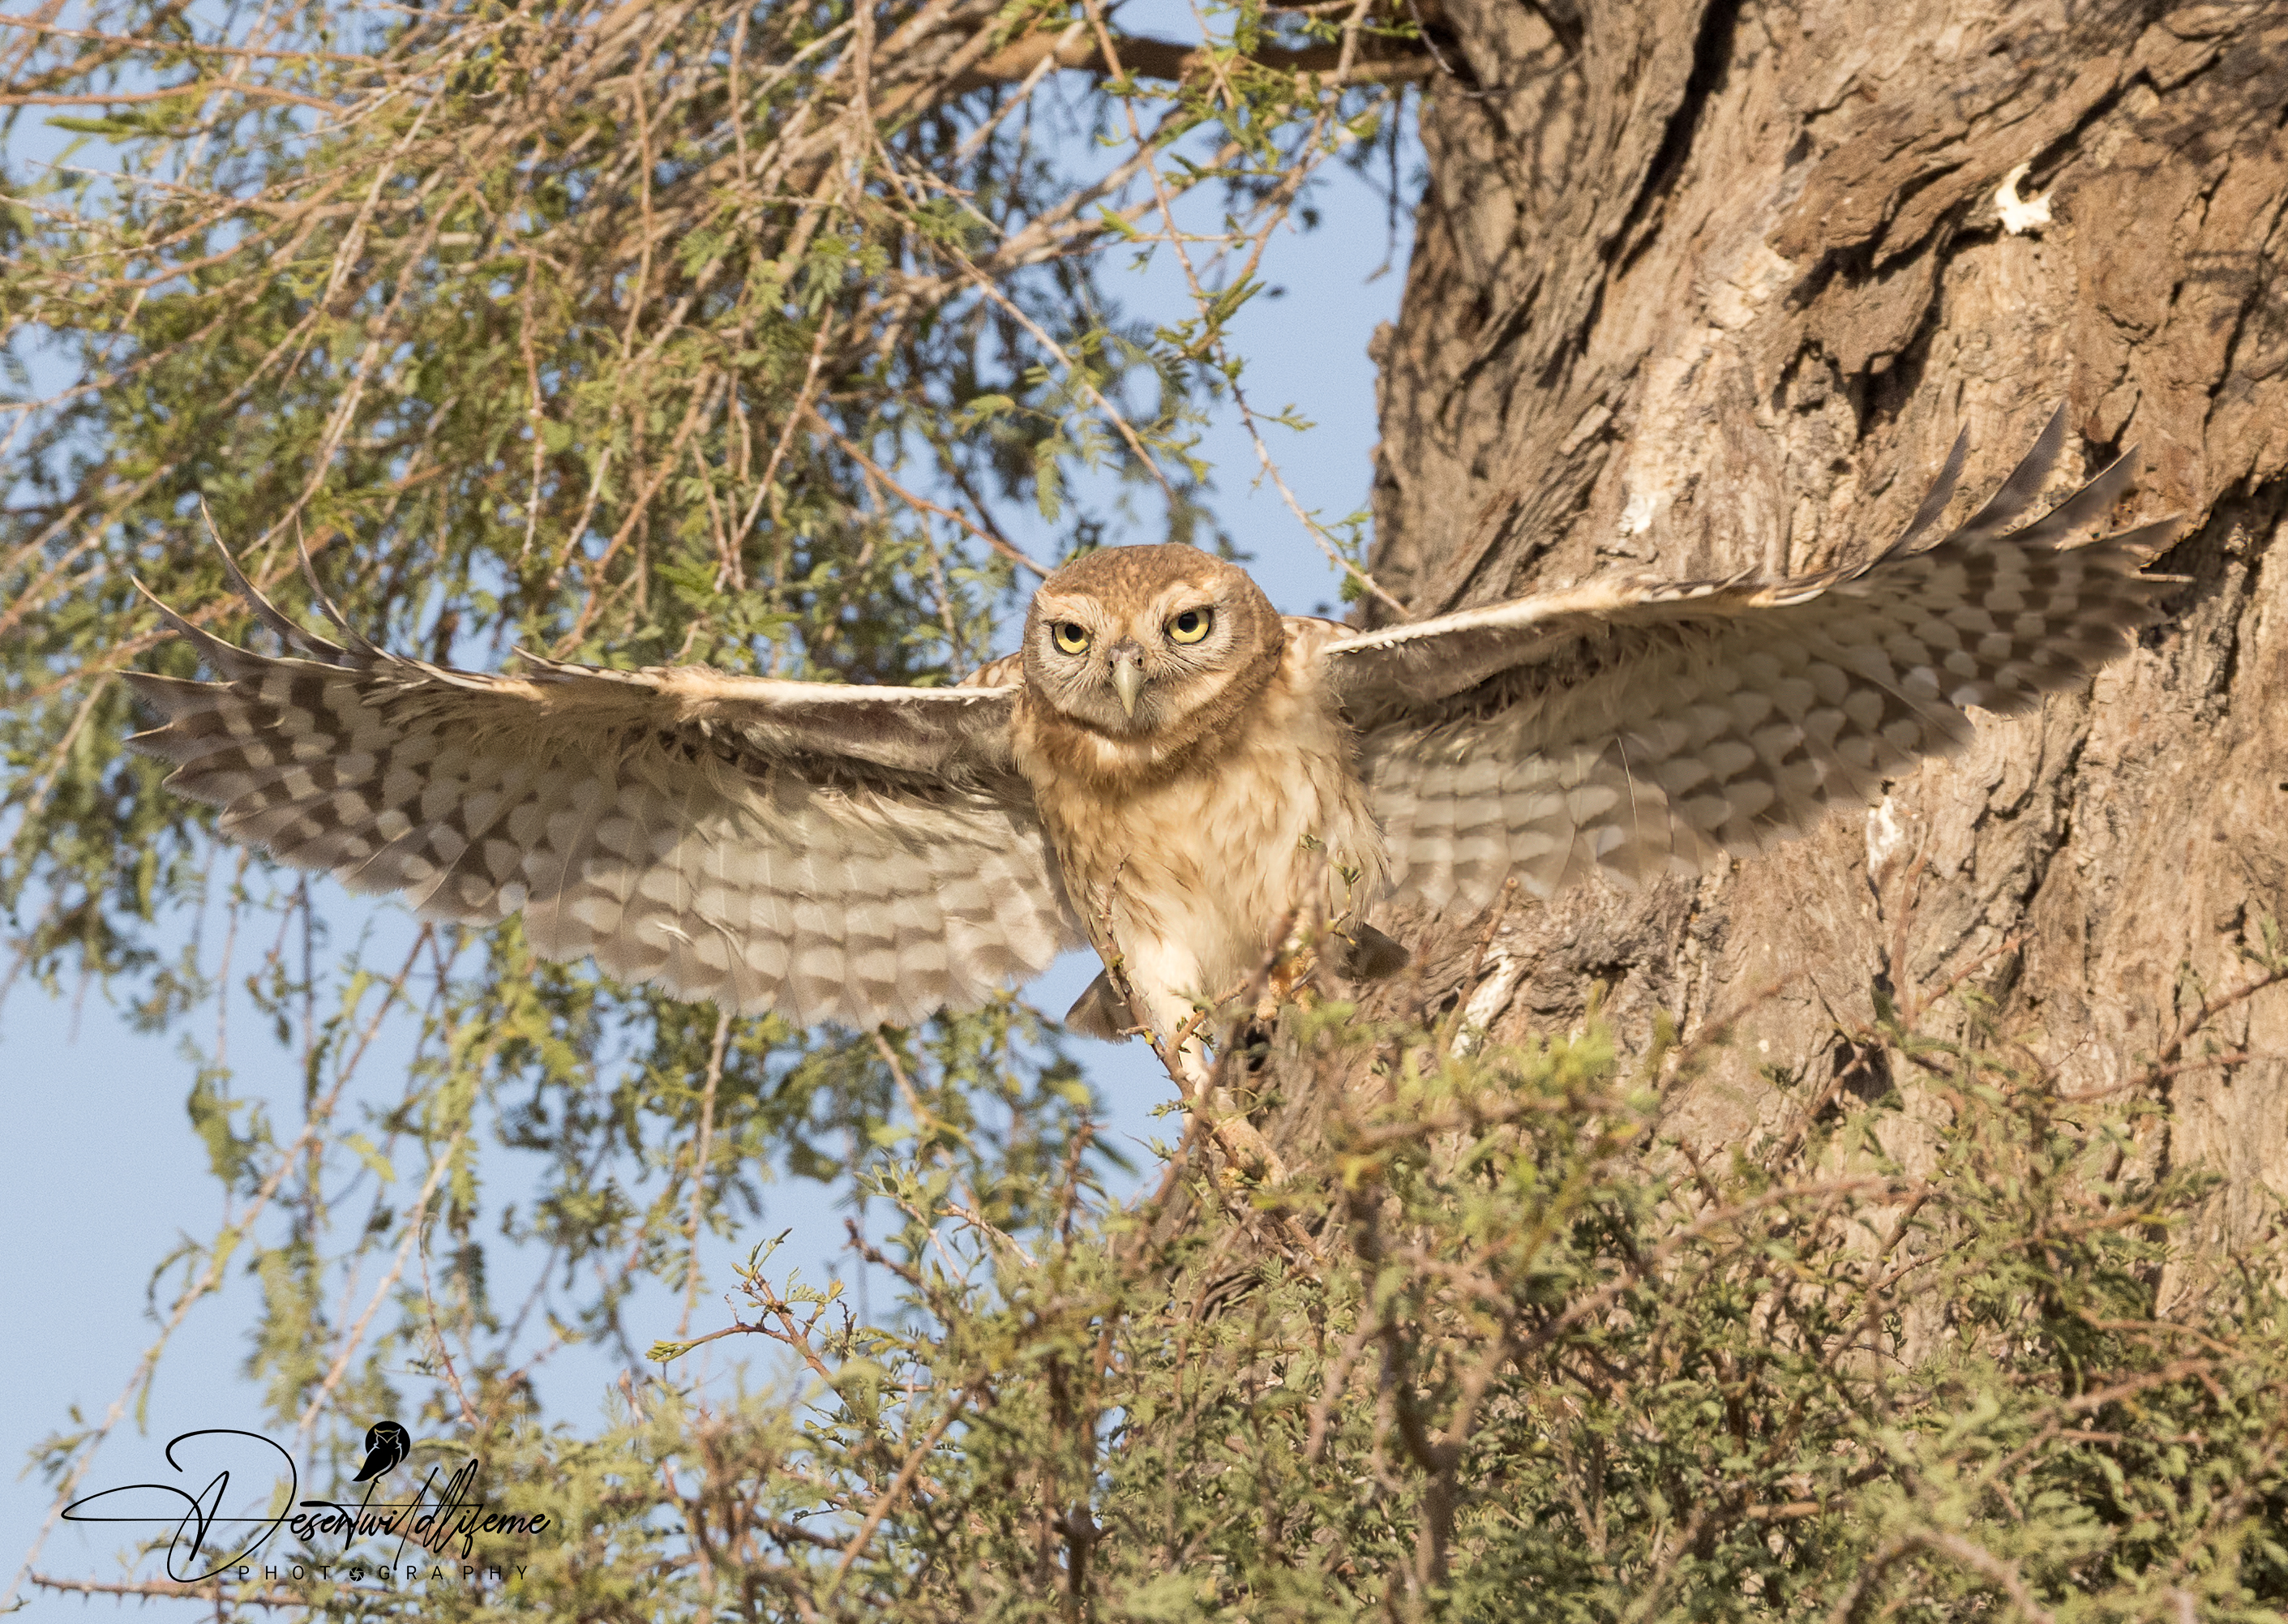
[
  {"xmin": 128, "ymin": 555, "xmax": 1080, "ymax": 1029},
  {"xmin": 1324, "ymin": 416, "xmax": 2181, "ymax": 914}
]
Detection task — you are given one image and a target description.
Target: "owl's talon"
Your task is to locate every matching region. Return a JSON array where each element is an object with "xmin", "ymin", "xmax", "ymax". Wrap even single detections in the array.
[{"xmin": 1200, "ymin": 1102, "xmax": 1287, "ymax": 1186}]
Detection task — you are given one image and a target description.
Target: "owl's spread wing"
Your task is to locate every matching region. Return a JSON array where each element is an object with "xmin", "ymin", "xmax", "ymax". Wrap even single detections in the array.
[
  {"xmin": 1320, "ymin": 410, "xmax": 2181, "ymax": 914},
  {"xmin": 127, "ymin": 555, "xmax": 1081, "ymax": 1028}
]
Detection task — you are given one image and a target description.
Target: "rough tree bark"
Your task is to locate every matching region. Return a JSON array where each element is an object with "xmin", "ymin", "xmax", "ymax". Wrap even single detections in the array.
[{"xmin": 1273, "ymin": 0, "xmax": 2288, "ymax": 1231}]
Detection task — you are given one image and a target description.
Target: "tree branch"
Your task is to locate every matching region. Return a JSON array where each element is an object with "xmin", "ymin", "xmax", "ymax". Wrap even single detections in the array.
[{"xmin": 952, "ymin": 28, "xmax": 1432, "ymax": 91}]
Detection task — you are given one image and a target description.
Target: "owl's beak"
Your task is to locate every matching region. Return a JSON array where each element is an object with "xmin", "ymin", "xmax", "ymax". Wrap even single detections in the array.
[{"xmin": 1109, "ymin": 644, "xmax": 1146, "ymax": 718}]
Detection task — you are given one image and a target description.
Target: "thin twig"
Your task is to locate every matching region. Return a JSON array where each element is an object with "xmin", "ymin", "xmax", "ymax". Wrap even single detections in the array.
[{"xmin": 679, "ymin": 1010, "xmax": 735, "ymax": 1339}]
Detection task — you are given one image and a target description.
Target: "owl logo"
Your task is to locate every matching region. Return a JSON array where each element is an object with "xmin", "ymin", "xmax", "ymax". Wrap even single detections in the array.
[{"xmin": 349, "ymin": 1420, "xmax": 412, "ymax": 1484}]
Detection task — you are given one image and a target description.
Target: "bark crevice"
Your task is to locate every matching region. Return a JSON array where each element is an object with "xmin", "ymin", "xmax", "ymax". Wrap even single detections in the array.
[{"xmin": 1611, "ymin": 0, "xmax": 1744, "ymax": 277}]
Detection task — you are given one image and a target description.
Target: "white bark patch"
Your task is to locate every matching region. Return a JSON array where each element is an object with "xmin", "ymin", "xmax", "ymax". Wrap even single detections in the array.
[
  {"xmin": 1866, "ymin": 794, "xmax": 1905, "ymax": 881},
  {"xmin": 1706, "ymin": 243, "xmax": 1796, "ymax": 332},
  {"xmin": 1995, "ymin": 163, "xmax": 2053, "ymax": 235},
  {"xmin": 1619, "ymin": 486, "xmax": 1661, "ymax": 538},
  {"xmin": 1452, "ymin": 950, "xmax": 1523, "ymax": 1055}
]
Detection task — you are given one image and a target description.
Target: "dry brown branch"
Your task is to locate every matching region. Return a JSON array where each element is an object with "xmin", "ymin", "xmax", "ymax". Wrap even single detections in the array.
[
  {"xmin": 679, "ymin": 1009, "xmax": 735, "ymax": 1338},
  {"xmin": 2055, "ymin": 963, "xmax": 2288, "ymax": 1103},
  {"xmin": 810, "ymin": 407, "xmax": 1048, "ymax": 577},
  {"xmin": 296, "ymin": 1126, "xmax": 469, "ymax": 1439},
  {"xmin": 823, "ymin": 1382, "xmax": 981, "ymax": 1597},
  {"xmin": 0, "ymin": 79, "xmax": 338, "ymax": 109},
  {"xmin": 28, "ymin": 1573, "xmax": 315, "ymax": 1608},
  {"xmin": 949, "ymin": 24, "xmax": 1430, "ymax": 91}
]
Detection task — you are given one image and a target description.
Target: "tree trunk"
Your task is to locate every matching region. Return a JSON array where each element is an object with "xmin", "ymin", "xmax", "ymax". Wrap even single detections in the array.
[{"xmin": 1279, "ymin": 0, "xmax": 2288, "ymax": 1229}]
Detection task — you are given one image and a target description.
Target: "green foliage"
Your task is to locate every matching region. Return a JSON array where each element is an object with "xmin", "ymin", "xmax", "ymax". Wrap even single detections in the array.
[{"xmin": 109, "ymin": 993, "xmax": 2288, "ymax": 1621}]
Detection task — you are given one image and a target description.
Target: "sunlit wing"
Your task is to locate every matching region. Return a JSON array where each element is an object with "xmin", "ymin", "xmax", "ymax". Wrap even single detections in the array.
[
  {"xmin": 127, "ymin": 548, "xmax": 1081, "ymax": 1028},
  {"xmin": 1318, "ymin": 410, "xmax": 2182, "ymax": 912}
]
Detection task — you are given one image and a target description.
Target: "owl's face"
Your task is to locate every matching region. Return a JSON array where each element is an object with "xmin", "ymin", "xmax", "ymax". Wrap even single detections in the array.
[{"xmin": 1022, "ymin": 544, "xmax": 1283, "ymax": 741}]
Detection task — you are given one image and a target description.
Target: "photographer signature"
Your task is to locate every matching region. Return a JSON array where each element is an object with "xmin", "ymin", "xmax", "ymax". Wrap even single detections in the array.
[{"xmin": 62, "ymin": 1424, "xmax": 547, "ymax": 1582}]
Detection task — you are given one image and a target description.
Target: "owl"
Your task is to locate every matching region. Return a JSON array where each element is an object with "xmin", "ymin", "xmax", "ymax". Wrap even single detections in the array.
[{"xmin": 127, "ymin": 411, "xmax": 2174, "ymax": 1089}]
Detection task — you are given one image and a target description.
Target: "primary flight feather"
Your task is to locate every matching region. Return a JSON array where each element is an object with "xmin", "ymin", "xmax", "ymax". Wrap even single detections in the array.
[{"xmin": 126, "ymin": 411, "xmax": 2175, "ymax": 1075}]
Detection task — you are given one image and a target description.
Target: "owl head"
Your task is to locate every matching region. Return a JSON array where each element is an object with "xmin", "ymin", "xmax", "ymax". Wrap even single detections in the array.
[{"xmin": 1022, "ymin": 544, "xmax": 1285, "ymax": 744}]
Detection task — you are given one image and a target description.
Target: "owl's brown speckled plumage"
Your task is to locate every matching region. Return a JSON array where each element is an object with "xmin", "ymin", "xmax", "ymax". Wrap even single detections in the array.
[
  {"xmin": 126, "ymin": 411, "xmax": 2177, "ymax": 1083},
  {"xmin": 1003, "ymin": 546, "xmax": 1385, "ymax": 1057}
]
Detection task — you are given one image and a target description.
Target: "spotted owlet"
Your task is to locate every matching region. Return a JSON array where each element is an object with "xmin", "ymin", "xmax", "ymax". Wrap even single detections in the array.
[{"xmin": 128, "ymin": 412, "xmax": 2174, "ymax": 1084}]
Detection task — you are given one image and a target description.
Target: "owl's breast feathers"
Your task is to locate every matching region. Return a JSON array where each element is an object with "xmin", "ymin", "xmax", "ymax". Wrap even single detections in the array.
[{"xmin": 1011, "ymin": 623, "xmax": 1385, "ymax": 999}]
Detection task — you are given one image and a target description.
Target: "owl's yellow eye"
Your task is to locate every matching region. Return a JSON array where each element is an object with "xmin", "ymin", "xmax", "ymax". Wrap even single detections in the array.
[
  {"xmin": 1166, "ymin": 607, "xmax": 1214, "ymax": 645},
  {"xmin": 1052, "ymin": 622, "xmax": 1092, "ymax": 655}
]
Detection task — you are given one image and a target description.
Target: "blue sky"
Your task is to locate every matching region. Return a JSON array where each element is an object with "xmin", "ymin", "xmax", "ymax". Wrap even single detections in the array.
[{"xmin": 1, "ymin": 36, "xmax": 1420, "ymax": 1611}]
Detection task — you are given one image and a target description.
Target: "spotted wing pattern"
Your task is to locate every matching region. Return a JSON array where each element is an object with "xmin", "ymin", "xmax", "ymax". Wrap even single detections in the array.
[
  {"xmin": 127, "ymin": 557, "xmax": 1080, "ymax": 1027},
  {"xmin": 1322, "ymin": 411, "xmax": 2180, "ymax": 913}
]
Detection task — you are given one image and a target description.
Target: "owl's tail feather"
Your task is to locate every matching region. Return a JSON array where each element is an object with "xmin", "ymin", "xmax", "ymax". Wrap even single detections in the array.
[
  {"xmin": 1946, "ymin": 403, "xmax": 2070, "ymax": 549},
  {"xmin": 1879, "ymin": 403, "xmax": 2146, "ymax": 563},
  {"xmin": 191, "ymin": 501, "xmax": 363, "ymax": 666},
  {"xmin": 1339, "ymin": 923, "xmax": 1411, "ymax": 980},
  {"xmin": 1064, "ymin": 971, "xmax": 1138, "ymax": 1041},
  {"xmin": 1887, "ymin": 426, "xmax": 1971, "ymax": 555}
]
